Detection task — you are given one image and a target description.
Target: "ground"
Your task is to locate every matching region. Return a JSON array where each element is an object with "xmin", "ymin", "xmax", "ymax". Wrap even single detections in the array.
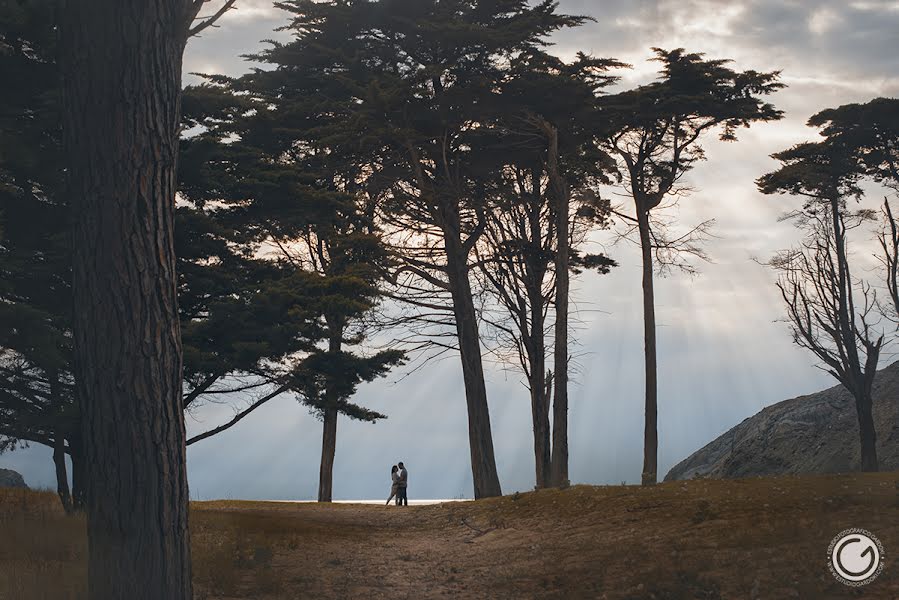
[{"xmin": 1, "ymin": 472, "xmax": 897, "ymax": 599}]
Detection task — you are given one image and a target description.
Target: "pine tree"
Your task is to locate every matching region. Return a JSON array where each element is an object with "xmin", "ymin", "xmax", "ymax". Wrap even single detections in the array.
[
  {"xmin": 235, "ymin": 0, "xmax": 594, "ymax": 498},
  {"xmin": 600, "ymin": 48, "xmax": 783, "ymax": 485}
]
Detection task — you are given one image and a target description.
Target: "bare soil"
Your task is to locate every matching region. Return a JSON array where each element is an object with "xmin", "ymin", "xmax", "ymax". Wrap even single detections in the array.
[{"xmin": 2, "ymin": 472, "xmax": 898, "ymax": 599}]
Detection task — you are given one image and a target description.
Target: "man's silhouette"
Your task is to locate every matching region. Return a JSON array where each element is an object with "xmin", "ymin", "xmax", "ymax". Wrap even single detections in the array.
[{"xmin": 396, "ymin": 461, "xmax": 408, "ymax": 506}]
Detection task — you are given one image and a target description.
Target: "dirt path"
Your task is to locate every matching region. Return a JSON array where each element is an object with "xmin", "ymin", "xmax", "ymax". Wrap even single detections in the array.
[
  {"xmin": 4, "ymin": 472, "xmax": 899, "ymax": 599},
  {"xmin": 188, "ymin": 473, "xmax": 899, "ymax": 599}
]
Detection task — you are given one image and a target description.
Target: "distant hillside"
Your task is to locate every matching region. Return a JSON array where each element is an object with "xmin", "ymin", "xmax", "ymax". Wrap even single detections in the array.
[{"xmin": 665, "ymin": 361, "xmax": 899, "ymax": 481}]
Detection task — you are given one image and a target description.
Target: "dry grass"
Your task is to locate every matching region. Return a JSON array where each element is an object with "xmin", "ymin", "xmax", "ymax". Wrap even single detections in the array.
[{"xmin": 2, "ymin": 472, "xmax": 898, "ymax": 599}]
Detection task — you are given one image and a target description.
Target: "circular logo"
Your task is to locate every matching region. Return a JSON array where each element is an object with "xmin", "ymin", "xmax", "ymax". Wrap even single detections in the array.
[{"xmin": 828, "ymin": 529, "xmax": 884, "ymax": 586}]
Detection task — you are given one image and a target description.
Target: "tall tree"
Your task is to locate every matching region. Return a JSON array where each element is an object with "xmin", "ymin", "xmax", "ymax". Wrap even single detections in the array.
[
  {"xmin": 801, "ymin": 98, "xmax": 899, "ymax": 318},
  {"xmin": 238, "ymin": 0, "xmax": 591, "ymax": 498},
  {"xmin": 59, "ymin": 2, "xmax": 235, "ymax": 597},
  {"xmin": 0, "ymin": 22, "xmax": 355, "ymax": 512},
  {"xmin": 759, "ymin": 141, "xmax": 883, "ymax": 472},
  {"xmin": 179, "ymin": 83, "xmax": 404, "ymax": 502},
  {"xmin": 474, "ymin": 52, "xmax": 619, "ymax": 488},
  {"xmin": 0, "ymin": 0, "xmax": 81, "ymax": 512},
  {"xmin": 599, "ymin": 48, "xmax": 783, "ymax": 485}
]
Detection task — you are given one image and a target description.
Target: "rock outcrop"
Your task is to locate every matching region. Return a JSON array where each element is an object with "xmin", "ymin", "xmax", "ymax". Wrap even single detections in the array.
[
  {"xmin": 665, "ymin": 362, "xmax": 899, "ymax": 481},
  {"xmin": 0, "ymin": 468, "xmax": 28, "ymax": 489}
]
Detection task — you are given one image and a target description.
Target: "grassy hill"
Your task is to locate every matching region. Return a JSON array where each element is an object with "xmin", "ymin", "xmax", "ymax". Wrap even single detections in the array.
[{"xmin": 2, "ymin": 472, "xmax": 897, "ymax": 599}]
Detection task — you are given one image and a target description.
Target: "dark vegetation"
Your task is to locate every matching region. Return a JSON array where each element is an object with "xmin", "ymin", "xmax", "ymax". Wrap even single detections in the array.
[{"xmin": 0, "ymin": 0, "xmax": 896, "ymax": 597}]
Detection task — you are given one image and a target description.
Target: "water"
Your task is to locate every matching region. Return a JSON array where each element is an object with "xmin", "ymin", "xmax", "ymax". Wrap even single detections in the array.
[{"xmin": 268, "ymin": 499, "xmax": 471, "ymax": 506}]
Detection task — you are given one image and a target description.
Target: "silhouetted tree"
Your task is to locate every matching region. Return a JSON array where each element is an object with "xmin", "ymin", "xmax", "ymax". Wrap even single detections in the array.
[
  {"xmin": 0, "ymin": 0, "xmax": 81, "ymax": 512},
  {"xmin": 802, "ymin": 98, "xmax": 899, "ymax": 319},
  {"xmin": 234, "ymin": 0, "xmax": 593, "ymax": 498},
  {"xmin": 759, "ymin": 141, "xmax": 882, "ymax": 472},
  {"xmin": 599, "ymin": 48, "xmax": 783, "ymax": 485},
  {"xmin": 474, "ymin": 52, "xmax": 619, "ymax": 488},
  {"xmin": 179, "ymin": 83, "xmax": 404, "ymax": 502}
]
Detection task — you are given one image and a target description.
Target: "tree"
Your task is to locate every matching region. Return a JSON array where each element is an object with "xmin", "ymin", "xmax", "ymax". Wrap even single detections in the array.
[
  {"xmin": 235, "ymin": 0, "xmax": 593, "ymax": 498},
  {"xmin": 179, "ymin": 82, "xmax": 404, "ymax": 502},
  {"xmin": 801, "ymin": 98, "xmax": 899, "ymax": 318},
  {"xmin": 59, "ymin": 2, "xmax": 235, "ymax": 597},
  {"xmin": 599, "ymin": 48, "xmax": 783, "ymax": 485},
  {"xmin": 759, "ymin": 140, "xmax": 883, "ymax": 472},
  {"xmin": 0, "ymin": 0, "xmax": 82, "ymax": 512},
  {"xmin": 0, "ymin": 13, "xmax": 359, "ymax": 513},
  {"xmin": 473, "ymin": 52, "xmax": 619, "ymax": 488}
]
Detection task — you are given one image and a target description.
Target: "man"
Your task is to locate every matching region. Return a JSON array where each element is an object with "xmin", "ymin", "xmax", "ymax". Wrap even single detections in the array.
[{"xmin": 396, "ymin": 461, "xmax": 408, "ymax": 506}]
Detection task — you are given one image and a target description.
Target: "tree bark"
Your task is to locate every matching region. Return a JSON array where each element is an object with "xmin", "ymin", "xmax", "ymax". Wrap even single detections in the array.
[
  {"xmin": 53, "ymin": 432, "xmax": 73, "ymax": 514},
  {"xmin": 547, "ymin": 126, "xmax": 569, "ymax": 488},
  {"xmin": 61, "ymin": 3, "xmax": 194, "ymax": 598},
  {"xmin": 442, "ymin": 219, "xmax": 502, "ymax": 499},
  {"xmin": 638, "ymin": 210, "xmax": 659, "ymax": 486},
  {"xmin": 318, "ymin": 407, "xmax": 339, "ymax": 502},
  {"xmin": 318, "ymin": 327, "xmax": 342, "ymax": 502},
  {"xmin": 855, "ymin": 392, "xmax": 879, "ymax": 472},
  {"xmin": 528, "ymin": 325, "xmax": 550, "ymax": 489}
]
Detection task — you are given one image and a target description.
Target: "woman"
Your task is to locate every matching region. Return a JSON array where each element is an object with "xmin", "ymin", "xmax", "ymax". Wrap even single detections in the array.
[{"xmin": 385, "ymin": 464, "xmax": 400, "ymax": 505}]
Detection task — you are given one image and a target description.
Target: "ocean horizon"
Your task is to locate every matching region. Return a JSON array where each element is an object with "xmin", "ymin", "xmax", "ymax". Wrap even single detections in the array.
[{"xmin": 260, "ymin": 499, "xmax": 471, "ymax": 506}]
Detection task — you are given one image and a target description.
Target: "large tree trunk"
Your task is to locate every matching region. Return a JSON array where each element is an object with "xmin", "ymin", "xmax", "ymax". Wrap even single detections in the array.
[
  {"xmin": 318, "ymin": 328, "xmax": 342, "ymax": 502},
  {"xmin": 61, "ymin": 4, "xmax": 193, "ymax": 598},
  {"xmin": 442, "ymin": 223, "xmax": 502, "ymax": 499},
  {"xmin": 638, "ymin": 211, "xmax": 659, "ymax": 486},
  {"xmin": 53, "ymin": 432, "xmax": 73, "ymax": 514},
  {"xmin": 546, "ymin": 126, "xmax": 569, "ymax": 488}
]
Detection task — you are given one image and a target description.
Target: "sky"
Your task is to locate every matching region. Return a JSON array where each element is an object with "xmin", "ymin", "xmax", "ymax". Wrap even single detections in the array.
[{"xmin": 5, "ymin": 0, "xmax": 899, "ymax": 500}]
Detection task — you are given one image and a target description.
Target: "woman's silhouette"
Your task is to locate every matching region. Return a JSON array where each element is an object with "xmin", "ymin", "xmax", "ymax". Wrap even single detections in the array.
[{"xmin": 385, "ymin": 465, "xmax": 400, "ymax": 505}]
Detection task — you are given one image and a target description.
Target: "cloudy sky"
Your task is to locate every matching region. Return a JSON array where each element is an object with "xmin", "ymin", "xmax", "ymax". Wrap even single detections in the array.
[{"xmin": 6, "ymin": 0, "xmax": 899, "ymax": 500}]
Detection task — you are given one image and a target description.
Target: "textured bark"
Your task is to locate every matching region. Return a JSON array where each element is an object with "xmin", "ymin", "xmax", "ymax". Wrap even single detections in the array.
[
  {"xmin": 638, "ymin": 210, "xmax": 659, "ymax": 486},
  {"xmin": 61, "ymin": 3, "xmax": 194, "ymax": 598},
  {"xmin": 53, "ymin": 433, "xmax": 73, "ymax": 514},
  {"xmin": 547, "ymin": 127, "xmax": 569, "ymax": 488},
  {"xmin": 318, "ymin": 407, "xmax": 339, "ymax": 502},
  {"xmin": 318, "ymin": 328, "xmax": 343, "ymax": 503},
  {"xmin": 442, "ymin": 220, "xmax": 502, "ymax": 499}
]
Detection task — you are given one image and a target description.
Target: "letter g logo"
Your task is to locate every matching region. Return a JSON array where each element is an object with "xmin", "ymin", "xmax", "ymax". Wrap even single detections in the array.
[{"xmin": 828, "ymin": 529, "xmax": 884, "ymax": 586}]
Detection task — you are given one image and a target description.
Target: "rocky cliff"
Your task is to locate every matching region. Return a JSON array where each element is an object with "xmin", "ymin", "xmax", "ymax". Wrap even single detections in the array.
[
  {"xmin": 665, "ymin": 362, "xmax": 899, "ymax": 481},
  {"xmin": 0, "ymin": 468, "xmax": 28, "ymax": 489}
]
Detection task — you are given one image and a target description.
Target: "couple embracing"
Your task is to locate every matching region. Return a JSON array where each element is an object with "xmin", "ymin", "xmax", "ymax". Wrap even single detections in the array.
[{"xmin": 386, "ymin": 461, "xmax": 408, "ymax": 506}]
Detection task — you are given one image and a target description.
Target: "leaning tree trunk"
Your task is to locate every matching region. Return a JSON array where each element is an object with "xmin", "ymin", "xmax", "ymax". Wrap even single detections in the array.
[
  {"xmin": 442, "ymin": 216, "xmax": 502, "ymax": 499},
  {"xmin": 318, "ymin": 328, "xmax": 343, "ymax": 502},
  {"xmin": 546, "ymin": 125, "xmax": 569, "ymax": 488},
  {"xmin": 638, "ymin": 210, "xmax": 659, "ymax": 486},
  {"xmin": 53, "ymin": 432, "xmax": 73, "ymax": 514},
  {"xmin": 61, "ymin": 3, "xmax": 193, "ymax": 598}
]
